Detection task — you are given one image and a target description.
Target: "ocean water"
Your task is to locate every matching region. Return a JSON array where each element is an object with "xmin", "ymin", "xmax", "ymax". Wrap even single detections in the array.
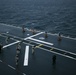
[{"xmin": 0, "ymin": 0, "xmax": 76, "ymax": 38}]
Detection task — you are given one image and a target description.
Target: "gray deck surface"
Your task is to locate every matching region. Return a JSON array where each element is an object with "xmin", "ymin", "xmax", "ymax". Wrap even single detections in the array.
[{"xmin": 0, "ymin": 24, "xmax": 76, "ymax": 75}]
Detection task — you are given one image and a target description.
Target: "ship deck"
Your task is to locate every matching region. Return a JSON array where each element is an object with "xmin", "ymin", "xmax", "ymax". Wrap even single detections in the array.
[{"xmin": 0, "ymin": 23, "xmax": 76, "ymax": 75}]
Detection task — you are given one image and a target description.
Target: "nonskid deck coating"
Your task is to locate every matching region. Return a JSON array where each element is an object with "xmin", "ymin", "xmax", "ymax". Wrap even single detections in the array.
[{"xmin": 0, "ymin": 24, "xmax": 76, "ymax": 75}]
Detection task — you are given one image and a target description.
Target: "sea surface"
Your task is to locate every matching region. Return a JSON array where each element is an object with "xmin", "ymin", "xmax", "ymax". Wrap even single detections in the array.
[{"xmin": 0, "ymin": 0, "xmax": 76, "ymax": 38}]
